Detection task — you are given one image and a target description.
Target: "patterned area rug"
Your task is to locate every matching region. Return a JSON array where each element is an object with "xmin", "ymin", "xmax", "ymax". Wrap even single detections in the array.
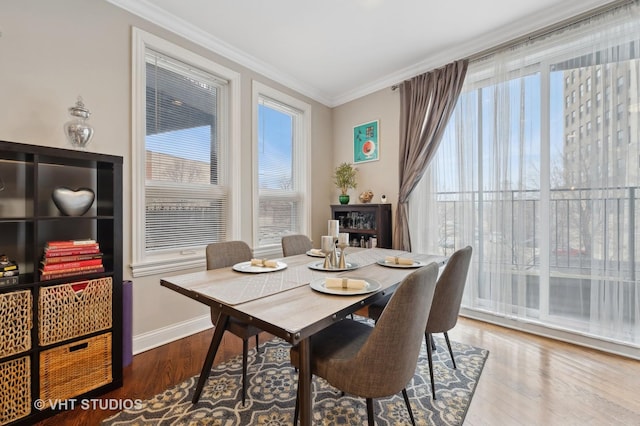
[{"xmin": 104, "ymin": 322, "xmax": 488, "ymax": 425}]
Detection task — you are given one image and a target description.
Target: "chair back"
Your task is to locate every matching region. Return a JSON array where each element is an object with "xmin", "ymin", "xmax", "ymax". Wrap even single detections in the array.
[
  {"xmin": 426, "ymin": 245, "xmax": 473, "ymax": 334},
  {"xmin": 345, "ymin": 262, "xmax": 439, "ymax": 398},
  {"xmin": 281, "ymin": 234, "xmax": 312, "ymax": 257},
  {"xmin": 206, "ymin": 241, "xmax": 253, "ymax": 270}
]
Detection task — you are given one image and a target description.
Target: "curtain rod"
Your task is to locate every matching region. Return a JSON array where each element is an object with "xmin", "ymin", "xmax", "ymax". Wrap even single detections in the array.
[
  {"xmin": 468, "ymin": 0, "xmax": 633, "ymax": 62},
  {"xmin": 391, "ymin": 0, "xmax": 633, "ymax": 90}
]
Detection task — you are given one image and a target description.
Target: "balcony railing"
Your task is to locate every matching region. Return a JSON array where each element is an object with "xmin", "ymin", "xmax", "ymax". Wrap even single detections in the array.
[{"xmin": 435, "ymin": 186, "xmax": 638, "ymax": 281}]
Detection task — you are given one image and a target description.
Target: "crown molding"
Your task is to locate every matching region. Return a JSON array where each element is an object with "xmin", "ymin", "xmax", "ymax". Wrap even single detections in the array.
[
  {"xmin": 105, "ymin": 0, "xmax": 333, "ymax": 106},
  {"xmin": 107, "ymin": 0, "xmax": 616, "ymax": 108},
  {"xmin": 333, "ymin": 0, "xmax": 617, "ymax": 106}
]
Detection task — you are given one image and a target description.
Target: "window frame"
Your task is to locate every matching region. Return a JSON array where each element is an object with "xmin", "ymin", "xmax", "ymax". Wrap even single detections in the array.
[
  {"xmin": 251, "ymin": 81, "xmax": 311, "ymax": 257},
  {"xmin": 130, "ymin": 28, "xmax": 241, "ymax": 277}
]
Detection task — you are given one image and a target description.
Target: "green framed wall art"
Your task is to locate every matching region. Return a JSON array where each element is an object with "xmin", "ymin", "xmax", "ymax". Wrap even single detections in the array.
[{"xmin": 353, "ymin": 120, "xmax": 379, "ymax": 163}]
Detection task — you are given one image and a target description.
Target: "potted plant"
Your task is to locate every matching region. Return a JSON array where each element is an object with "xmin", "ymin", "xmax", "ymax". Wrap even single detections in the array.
[{"xmin": 334, "ymin": 162, "xmax": 357, "ymax": 204}]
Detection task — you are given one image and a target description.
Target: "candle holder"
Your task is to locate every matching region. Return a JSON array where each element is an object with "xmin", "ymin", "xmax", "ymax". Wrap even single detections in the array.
[
  {"xmin": 337, "ymin": 232, "xmax": 349, "ymax": 269},
  {"xmin": 328, "ymin": 220, "xmax": 340, "ymax": 268},
  {"xmin": 337, "ymin": 242, "xmax": 348, "ymax": 269},
  {"xmin": 321, "ymin": 236, "xmax": 334, "ymax": 269},
  {"xmin": 329, "ymin": 241, "xmax": 339, "ymax": 267}
]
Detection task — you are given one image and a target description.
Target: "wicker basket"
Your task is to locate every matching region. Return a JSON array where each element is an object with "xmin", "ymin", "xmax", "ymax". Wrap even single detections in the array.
[
  {"xmin": 0, "ymin": 290, "xmax": 32, "ymax": 358},
  {"xmin": 39, "ymin": 277, "xmax": 112, "ymax": 346},
  {"xmin": 0, "ymin": 356, "xmax": 31, "ymax": 425},
  {"xmin": 39, "ymin": 333, "xmax": 112, "ymax": 407}
]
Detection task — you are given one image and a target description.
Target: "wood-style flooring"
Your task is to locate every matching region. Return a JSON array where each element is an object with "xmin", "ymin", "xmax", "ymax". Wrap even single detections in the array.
[{"xmin": 35, "ymin": 316, "xmax": 640, "ymax": 425}]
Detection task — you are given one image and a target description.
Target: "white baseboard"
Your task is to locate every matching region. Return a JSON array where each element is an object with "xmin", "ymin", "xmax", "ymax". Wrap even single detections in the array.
[
  {"xmin": 460, "ymin": 308, "xmax": 640, "ymax": 361},
  {"xmin": 132, "ymin": 314, "xmax": 211, "ymax": 355}
]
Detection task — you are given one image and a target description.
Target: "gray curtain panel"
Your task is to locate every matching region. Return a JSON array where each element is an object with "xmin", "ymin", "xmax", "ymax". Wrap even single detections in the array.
[{"xmin": 394, "ymin": 59, "xmax": 468, "ymax": 250}]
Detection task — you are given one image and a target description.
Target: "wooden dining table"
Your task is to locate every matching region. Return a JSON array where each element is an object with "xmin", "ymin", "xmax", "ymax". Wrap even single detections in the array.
[{"xmin": 160, "ymin": 247, "xmax": 447, "ymax": 426}]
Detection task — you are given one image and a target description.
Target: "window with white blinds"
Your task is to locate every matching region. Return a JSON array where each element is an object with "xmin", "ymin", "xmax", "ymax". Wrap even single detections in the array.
[
  {"xmin": 144, "ymin": 50, "xmax": 228, "ymax": 252},
  {"xmin": 131, "ymin": 28, "xmax": 240, "ymax": 275},
  {"xmin": 253, "ymin": 82, "xmax": 311, "ymax": 251}
]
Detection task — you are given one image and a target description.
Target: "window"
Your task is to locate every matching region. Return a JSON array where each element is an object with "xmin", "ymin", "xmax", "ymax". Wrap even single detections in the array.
[
  {"xmin": 252, "ymin": 81, "xmax": 311, "ymax": 255},
  {"xmin": 617, "ymin": 75, "xmax": 625, "ymax": 94},
  {"xmin": 409, "ymin": 2, "xmax": 640, "ymax": 355},
  {"xmin": 131, "ymin": 28, "xmax": 241, "ymax": 276}
]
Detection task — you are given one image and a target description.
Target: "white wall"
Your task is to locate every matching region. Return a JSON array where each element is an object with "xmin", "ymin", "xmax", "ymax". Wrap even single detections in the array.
[{"xmin": 0, "ymin": 0, "xmax": 334, "ymax": 353}]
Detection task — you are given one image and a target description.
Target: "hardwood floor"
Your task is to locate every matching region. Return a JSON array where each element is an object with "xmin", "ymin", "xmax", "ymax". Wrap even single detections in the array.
[{"xmin": 35, "ymin": 317, "xmax": 640, "ymax": 425}]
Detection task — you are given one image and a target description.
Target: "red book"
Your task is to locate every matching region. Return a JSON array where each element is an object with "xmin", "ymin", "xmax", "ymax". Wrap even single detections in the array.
[
  {"xmin": 42, "ymin": 254, "xmax": 103, "ymax": 264},
  {"xmin": 40, "ymin": 258, "xmax": 103, "ymax": 272},
  {"xmin": 44, "ymin": 247, "xmax": 102, "ymax": 257},
  {"xmin": 40, "ymin": 266, "xmax": 105, "ymax": 281},
  {"xmin": 46, "ymin": 239, "xmax": 96, "ymax": 248}
]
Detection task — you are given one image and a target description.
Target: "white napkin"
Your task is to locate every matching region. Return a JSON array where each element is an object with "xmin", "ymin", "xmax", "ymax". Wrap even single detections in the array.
[
  {"xmin": 309, "ymin": 249, "xmax": 324, "ymax": 256},
  {"xmin": 250, "ymin": 258, "xmax": 279, "ymax": 268},
  {"xmin": 325, "ymin": 277, "xmax": 367, "ymax": 290},
  {"xmin": 384, "ymin": 256, "xmax": 415, "ymax": 265}
]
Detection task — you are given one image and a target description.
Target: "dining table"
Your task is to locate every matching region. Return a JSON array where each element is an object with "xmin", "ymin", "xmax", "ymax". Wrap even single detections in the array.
[{"xmin": 160, "ymin": 246, "xmax": 447, "ymax": 426}]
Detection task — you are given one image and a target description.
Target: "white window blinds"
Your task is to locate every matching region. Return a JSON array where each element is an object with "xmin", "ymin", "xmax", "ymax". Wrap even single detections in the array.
[{"xmin": 145, "ymin": 49, "xmax": 229, "ymax": 253}]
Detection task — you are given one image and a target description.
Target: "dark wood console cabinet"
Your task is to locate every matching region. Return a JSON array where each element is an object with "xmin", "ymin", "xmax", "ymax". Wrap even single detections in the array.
[{"xmin": 330, "ymin": 203, "xmax": 392, "ymax": 248}]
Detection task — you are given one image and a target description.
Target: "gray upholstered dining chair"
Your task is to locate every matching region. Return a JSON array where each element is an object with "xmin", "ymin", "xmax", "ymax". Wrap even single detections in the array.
[
  {"xmin": 290, "ymin": 262, "xmax": 439, "ymax": 426},
  {"xmin": 281, "ymin": 234, "xmax": 313, "ymax": 257},
  {"xmin": 196, "ymin": 240, "xmax": 262, "ymax": 406},
  {"xmin": 368, "ymin": 245, "xmax": 473, "ymax": 399}
]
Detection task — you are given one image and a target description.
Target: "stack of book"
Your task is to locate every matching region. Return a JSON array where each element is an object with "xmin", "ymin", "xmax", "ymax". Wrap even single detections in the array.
[
  {"xmin": 40, "ymin": 239, "xmax": 104, "ymax": 281},
  {"xmin": 0, "ymin": 254, "xmax": 19, "ymax": 285}
]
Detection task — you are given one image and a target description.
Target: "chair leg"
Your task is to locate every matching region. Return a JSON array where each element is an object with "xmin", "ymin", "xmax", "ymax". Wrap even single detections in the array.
[
  {"xmin": 443, "ymin": 332, "xmax": 456, "ymax": 369},
  {"xmin": 426, "ymin": 332, "xmax": 436, "ymax": 400},
  {"xmin": 242, "ymin": 338, "xmax": 248, "ymax": 406},
  {"xmin": 402, "ymin": 388, "xmax": 416, "ymax": 426},
  {"xmin": 255, "ymin": 334, "xmax": 260, "ymax": 353},
  {"xmin": 424, "ymin": 331, "xmax": 436, "ymax": 352},
  {"xmin": 366, "ymin": 398, "xmax": 375, "ymax": 426}
]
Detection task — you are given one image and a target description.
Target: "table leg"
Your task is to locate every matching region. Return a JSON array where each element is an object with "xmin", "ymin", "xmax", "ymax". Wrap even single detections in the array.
[
  {"xmin": 298, "ymin": 338, "xmax": 312, "ymax": 426},
  {"xmin": 192, "ymin": 312, "xmax": 230, "ymax": 403}
]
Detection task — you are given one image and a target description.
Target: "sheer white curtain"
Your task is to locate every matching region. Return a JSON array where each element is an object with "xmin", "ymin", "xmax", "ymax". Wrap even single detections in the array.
[{"xmin": 409, "ymin": 1, "xmax": 640, "ymax": 355}]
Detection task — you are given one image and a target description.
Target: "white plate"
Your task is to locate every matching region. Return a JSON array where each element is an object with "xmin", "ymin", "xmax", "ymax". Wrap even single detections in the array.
[
  {"xmin": 307, "ymin": 261, "xmax": 359, "ymax": 272},
  {"xmin": 376, "ymin": 259, "xmax": 427, "ymax": 268},
  {"xmin": 306, "ymin": 250, "xmax": 341, "ymax": 258},
  {"xmin": 309, "ymin": 278, "xmax": 381, "ymax": 295},
  {"xmin": 232, "ymin": 261, "xmax": 287, "ymax": 273}
]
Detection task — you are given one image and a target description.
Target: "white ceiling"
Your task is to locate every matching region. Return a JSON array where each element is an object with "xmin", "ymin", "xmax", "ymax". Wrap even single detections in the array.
[{"xmin": 108, "ymin": 0, "xmax": 616, "ymax": 107}]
